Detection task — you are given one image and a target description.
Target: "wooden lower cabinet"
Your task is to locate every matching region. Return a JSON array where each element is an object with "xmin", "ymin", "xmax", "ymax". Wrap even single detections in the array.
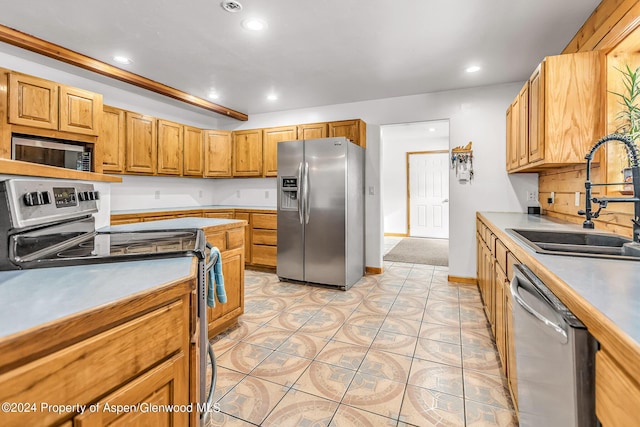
[
  {"xmin": 595, "ymin": 349, "xmax": 640, "ymax": 427},
  {"xmin": 205, "ymin": 226, "xmax": 245, "ymax": 337},
  {"xmin": 476, "ymin": 217, "xmax": 518, "ymax": 413},
  {"xmin": 250, "ymin": 213, "xmax": 277, "ymax": 268},
  {"xmin": 0, "ymin": 290, "xmax": 191, "ymax": 427}
]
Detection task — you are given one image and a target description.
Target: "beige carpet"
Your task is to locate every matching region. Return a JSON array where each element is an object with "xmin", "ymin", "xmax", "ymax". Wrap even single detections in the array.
[{"xmin": 384, "ymin": 237, "xmax": 449, "ymax": 266}]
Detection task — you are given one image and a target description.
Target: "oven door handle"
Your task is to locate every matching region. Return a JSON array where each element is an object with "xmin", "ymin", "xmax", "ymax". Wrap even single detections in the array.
[{"xmin": 205, "ymin": 242, "xmax": 217, "ymax": 271}]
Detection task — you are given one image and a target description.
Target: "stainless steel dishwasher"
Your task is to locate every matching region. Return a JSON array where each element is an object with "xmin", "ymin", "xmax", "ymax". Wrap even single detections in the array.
[{"xmin": 510, "ymin": 264, "xmax": 597, "ymax": 427}]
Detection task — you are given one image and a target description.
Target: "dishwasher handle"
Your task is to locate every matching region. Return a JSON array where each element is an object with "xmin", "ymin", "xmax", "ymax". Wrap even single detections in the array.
[{"xmin": 511, "ymin": 268, "xmax": 568, "ymax": 344}]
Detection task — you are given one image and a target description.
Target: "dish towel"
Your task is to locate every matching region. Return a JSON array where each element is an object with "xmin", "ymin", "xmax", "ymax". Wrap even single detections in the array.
[{"xmin": 207, "ymin": 247, "xmax": 227, "ymax": 308}]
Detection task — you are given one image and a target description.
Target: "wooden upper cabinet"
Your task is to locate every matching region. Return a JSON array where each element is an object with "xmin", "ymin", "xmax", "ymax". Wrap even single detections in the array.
[
  {"xmin": 183, "ymin": 126, "xmax": 204, "ymax": 177},
  {"xmin": 528, "ymin": 63, "xmax": 544, "ymax": 164},
  {"xmin": 505, "ymin": 105, "xmax": 513, "ymax": 171},
  {"xmin": 8, "ymin": 73, "xmax": 59, "ymax": 130},
  {"xmin": 508, "ymin": 51, "xmax": 603, "ymax": 172},
  {"xmin": 297, "ymin": 122, "xmax": 328, "ymax": 140},
  {"xmin": 232, "ymin": 129, "xmax": 263, "ymax": 177},
  {"xmin": 517, "ymin": 83, "xmax": 529, "ymax": 167},
  {"xmin": 59, "ymin": 85, "xmax": 102, "ymax": 136},
  {"xmin": 204, "ymin": 130, "xmax": 232, "ymax": 177},
  {"xmin": 157, "ymin": 119, "xmax": 183, "ymax": 175},
  {"xmin": 263, "ymin": 125, "xmax": 297, "ymax": 177},
  {"xmin": 125, "ymin": 112, "xmax": 157, "ymax": 174},
  {"xmin": 328, "ymin": 119, "xmax": 367, "ymax": 148},
  {"xmin": 8, "ymin": 73, "xmax": 102, "ymax": 136},
  {"xmin": 508, "ymin": 97, "xmax": 520, "ymax": 171},
  {"xmin": 101, "ymin": 106, "xmax": 126, "ymax": 173}
]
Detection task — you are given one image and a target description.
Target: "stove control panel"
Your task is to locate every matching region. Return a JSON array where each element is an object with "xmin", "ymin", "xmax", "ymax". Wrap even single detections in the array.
[{"xmin": 1, "ymin": 179, "xmax": 99, "ymax": 230}]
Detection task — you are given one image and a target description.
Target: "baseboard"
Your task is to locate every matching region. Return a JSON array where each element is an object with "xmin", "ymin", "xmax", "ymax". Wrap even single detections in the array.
[
  {"xmin": 448, "ymin": 275, "xmax": 477, "ymax": 285},
  {"xmin": 384, "ymin": 233, "xmax": 408, "ymax": 237},
  {"xmin": 366, "ymin": 266, "xmax": 383, "ymax": 274}
]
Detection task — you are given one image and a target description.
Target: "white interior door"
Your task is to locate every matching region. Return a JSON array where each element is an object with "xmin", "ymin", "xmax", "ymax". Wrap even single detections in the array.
[{"xmin": 409, "ymin": 152, "xmax": 449, "ymax": 238}]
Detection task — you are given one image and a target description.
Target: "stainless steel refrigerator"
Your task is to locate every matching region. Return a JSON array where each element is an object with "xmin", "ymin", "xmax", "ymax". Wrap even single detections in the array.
[{"xmin": 277, "ymin": 137, "xmax": 365, "ymax": 290}]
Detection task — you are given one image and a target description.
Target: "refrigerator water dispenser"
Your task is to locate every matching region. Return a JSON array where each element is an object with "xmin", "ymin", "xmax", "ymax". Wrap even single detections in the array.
[{"xmin": 280, "ymin": 176, "xmax": 298, "ymax": 210}]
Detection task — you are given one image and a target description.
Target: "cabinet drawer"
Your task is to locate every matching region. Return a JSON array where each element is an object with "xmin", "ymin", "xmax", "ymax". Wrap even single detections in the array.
[
  {"xmin": 227, "ymin": 228, "xmax": 244, "ymax": 250},
  {"xmin": 206, "ymin": 231, "xmax": 227, "ymax": 251},
  {"xmin": 204, "ymin": 212, "xmax": 234, "ymax": 219},
  {"xmin": 252, "ymin": 244, "xmax": 277, "ymax": 266},
  {"xmin": 252, "ymin": 213, "xmax": 276, "ymax": 229},
  {"xmin": 0, "ymin": 301, "xmax": 186, "ymax": 427},
  {"xmin": 506, "ymin": 252, "xmax": 519, "ymax": 282},
  {"xmin": 596, "ymin": 349, "xmax": 640, "ymax": 427},
  {"xmin": 253, "ymin": 229, "xmax": 277, "ymax": 246},
  {"xmin": 495, "ymin": 239, "xmax": 508, "ymax": 273}
]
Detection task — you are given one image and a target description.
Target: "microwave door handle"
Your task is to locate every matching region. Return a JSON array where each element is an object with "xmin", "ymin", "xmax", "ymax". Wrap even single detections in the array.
[
  {"xmin": 510, "ymin": 273, "xmax": 568, "ymax": 344},
  {"xmin": 297, "ymin": 162, "xmax": 304, "ymax": 225}
]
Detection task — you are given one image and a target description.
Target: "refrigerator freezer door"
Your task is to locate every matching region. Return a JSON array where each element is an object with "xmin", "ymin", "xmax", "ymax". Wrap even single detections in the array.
[
  {"xmin": 277, "ymin": 140, "xmax": 305, "ymax": 281},
  {"xmin": 304, "ymin": 138, "xmax": 347, "ymax": 286}
]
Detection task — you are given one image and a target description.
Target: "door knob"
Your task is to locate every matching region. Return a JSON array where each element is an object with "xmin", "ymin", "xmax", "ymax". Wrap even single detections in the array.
[{"xmin": 443, "ymin": 199, "xmax": 449, "ymax": 203}]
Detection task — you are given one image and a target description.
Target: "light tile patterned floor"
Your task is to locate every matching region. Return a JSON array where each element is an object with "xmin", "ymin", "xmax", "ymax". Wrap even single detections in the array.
[{"xmin": 205, "ymin": 259, "xmax": 517, "ymax": 427}]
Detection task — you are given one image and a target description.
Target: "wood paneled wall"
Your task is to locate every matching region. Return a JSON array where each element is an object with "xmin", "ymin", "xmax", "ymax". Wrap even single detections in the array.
[{"xmin": 539, "ymin": 0, "xmax": 640, "ymax": 238}]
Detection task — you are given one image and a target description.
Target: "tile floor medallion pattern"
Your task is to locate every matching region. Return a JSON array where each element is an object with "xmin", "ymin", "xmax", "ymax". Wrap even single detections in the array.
[{"xmin": 206, "ymin": 253, "xmax": 517, "ymax": 426}]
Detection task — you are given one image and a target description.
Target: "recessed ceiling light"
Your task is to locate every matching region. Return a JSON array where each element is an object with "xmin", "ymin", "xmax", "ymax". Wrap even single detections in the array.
[
  {"xmin": 466, "ymin": 65, "xmax": 481, "ymax": 73},
  {"xmin": 429, "ymin": 128, "xmax": 436, "ymax": 132},
  {"xmin": 113, "ymin": 56, "xmax": 132, "ymax": 65},
  {"xmin": 208, "ymin": 91, "xmax": 220, "ymax": 100},
  {"xmin": 267, "ymin": 94, "xmax": 278, "ymax": 101},
  {"xmin": 242, "ymin": 18, "xmax": 267, "ymax": 31},
  {"xmin": 221, "ymin": 0, "xmax": 243, "ymax": 13}
]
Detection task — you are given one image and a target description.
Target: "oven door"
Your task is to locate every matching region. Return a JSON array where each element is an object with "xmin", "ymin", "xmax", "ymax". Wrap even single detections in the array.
[{"xmin": 199, "ymin": 242, "xmax": 217, "ymax": 425}]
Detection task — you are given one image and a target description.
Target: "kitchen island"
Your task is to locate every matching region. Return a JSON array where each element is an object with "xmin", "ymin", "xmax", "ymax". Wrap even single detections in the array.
[
  {"xmin": 0, "ymin": 257, "xmax": 196, "ymax": 426},
  {"xmin": 478, "ymin": 212, "xmax": 640, "ymax": 427},
  {"xmin": 0, "ymin": 218, "xmax": 246, "ymax": 427}
]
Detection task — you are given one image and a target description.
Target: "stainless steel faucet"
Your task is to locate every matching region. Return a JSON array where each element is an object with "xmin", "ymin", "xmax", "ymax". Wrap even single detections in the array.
[{"xmin": 578, "ymin": 133, "xmax": 640, "ymax": 243}]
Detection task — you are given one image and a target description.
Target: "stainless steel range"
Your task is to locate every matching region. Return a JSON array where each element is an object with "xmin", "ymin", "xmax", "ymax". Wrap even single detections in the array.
[{"xmin": 0, "ymin": 178, "xmax": 216, "ymax": 425}]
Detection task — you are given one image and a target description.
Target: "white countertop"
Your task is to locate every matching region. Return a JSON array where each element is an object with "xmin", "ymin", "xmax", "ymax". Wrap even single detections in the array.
[
  {"xmin": 111, "ymin": 205, "xmax": 276, "ymax": 215},
  {"xmin": 100, "ymin": 217, "xmax": 245, "ymax": 232},
  {"xmin": 481, "ymin": 212, "xmax": 640, "ymax": 346},
  {"xmin": 0, "ymin": 257, "xmax": 194, "ymax": 340}
]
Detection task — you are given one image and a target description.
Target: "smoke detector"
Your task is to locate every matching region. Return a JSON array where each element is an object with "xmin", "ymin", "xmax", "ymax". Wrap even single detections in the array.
[{"xmin": 221, "ymin": 1, "xmax": 243, "ymax": 13}]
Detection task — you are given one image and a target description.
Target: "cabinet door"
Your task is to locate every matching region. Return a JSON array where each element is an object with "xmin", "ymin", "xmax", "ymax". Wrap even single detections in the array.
[
  {"xmin": 517, "ymin": 83, "xmax": 529, "ymax": 167},
  {"xmin": 505, "ymin": 106, "xmax": 513, "ymax": 172},
  {"xmin": 328, "ymin": 119, "xmax": 366, "ymax": 148},
  {"xmin": 232, "ymin": 129, "xmax": 263, "ymax": 176},
  {"xmin": 204, "ymin": 130, "xmax": 232, "ymax": 177},
  {"xmin": 157, "ymin": 119, "xmax": 183, "ymax": 175},
  {"xmin": 59, "ymin": 85, "xmax": 102, "ymax": 136},
  {"xmin": 508, "ymin": 98, "xmax": 520, "ymax": 170},
  {"xmin": 263, "ymin": 126, "xmax": 297, "ymax": 177},
  {"xmin": 101, "ymin": 106, "xmax": 126, "ymax": 173},
  {"xmin": 74, "ymin": 354, "xmax": 188, "ymax": 427},
  {"xmin": 125, "ymin": 112, "xmax": 157, "ymax": 174},
  {"xmin": 495, "ymin": 266, "xmax": 506, "ymax": 372},
  {"xmin": 221, "ymin": 247, "xmax": 244, "ymax": 317},
  {"xmin": 528, "ymin": 63, "xmax": 545, "ymax": 164},
  {"xmin": 8, "ymin": 73, "xmax": 58, "ymax": 130},
  {"xmin": 297, "ymin": 122, "xmax": 328, "ymax": 140},
  {"xmin": 235, "ymin": 212, "xmax": 251, "ymax": 264},
  {"xmin": 183, "ymin": 126, "xmax": 204, "ymax": 176}
]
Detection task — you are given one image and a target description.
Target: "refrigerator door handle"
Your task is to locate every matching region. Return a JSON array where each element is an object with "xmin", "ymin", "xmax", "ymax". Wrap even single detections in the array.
[
  {"xmin": 304, "ymin": 161, "xmax": 310, "ymax": 224},
  {"xmin": 297, "ymin": 162, "xmax": 304, "ymax": 224}
]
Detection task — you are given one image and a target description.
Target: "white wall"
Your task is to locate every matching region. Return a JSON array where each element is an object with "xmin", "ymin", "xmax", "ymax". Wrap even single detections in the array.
[
  {"xmin": 231, "ymin": 84, "xmax": 539, "ymax": 278},
  {"xmin": 0, "ymin": 43, "xmax": 538, "ymax": 277},
  {"xmin": 381, "ymin": 124, "xmax": 449, "ymax": 235}
]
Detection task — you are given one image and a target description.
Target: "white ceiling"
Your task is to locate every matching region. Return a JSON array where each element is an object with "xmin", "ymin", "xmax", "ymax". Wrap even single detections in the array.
[{"xmin": 0, "ymin": 0, "xmax": 600, "ymax": 118}]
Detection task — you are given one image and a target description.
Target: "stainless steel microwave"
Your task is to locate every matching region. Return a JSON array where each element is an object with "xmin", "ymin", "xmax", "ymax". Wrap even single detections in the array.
[{"xmin": 12, "ymin": 135, "xmax": 92, "ymax": 172}]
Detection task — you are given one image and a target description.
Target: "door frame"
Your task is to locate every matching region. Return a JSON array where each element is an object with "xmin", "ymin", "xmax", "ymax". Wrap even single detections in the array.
[{"xmin": 406, "ymin": 149, "xmax": 449, "ymax": 236}]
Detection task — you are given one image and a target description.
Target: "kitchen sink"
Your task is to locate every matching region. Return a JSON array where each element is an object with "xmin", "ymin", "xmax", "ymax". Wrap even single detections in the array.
[{"xmin": 507, "ymin": 228, "xmax": 640, "ymax": 261}]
